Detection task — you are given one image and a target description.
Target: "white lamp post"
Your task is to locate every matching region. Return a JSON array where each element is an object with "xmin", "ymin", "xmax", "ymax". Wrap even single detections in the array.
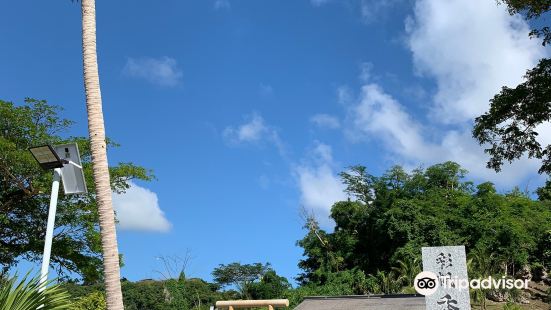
[{"xmin": 29, "ymin": 143, "xmax": 87, "ymax": 289}]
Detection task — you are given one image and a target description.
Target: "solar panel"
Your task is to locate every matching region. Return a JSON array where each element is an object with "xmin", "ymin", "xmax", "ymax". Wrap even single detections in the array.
[{"xmin": 54, "ymin": 143, "xmax": 88, "ymax": 195}]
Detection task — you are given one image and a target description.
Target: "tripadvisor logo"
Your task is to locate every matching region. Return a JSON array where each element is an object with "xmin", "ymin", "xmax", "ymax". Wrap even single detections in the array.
[
  {"xmin": 414, "ymin": 271, "xmax": 439, "ymax": 296},
  {"xmin": 413, "ymin": 271, "xmax": 529, "ymax": 296}
]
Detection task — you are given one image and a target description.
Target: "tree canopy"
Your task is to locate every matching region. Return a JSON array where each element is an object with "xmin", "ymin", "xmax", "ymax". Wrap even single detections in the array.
[
  {"xmin": 473, "ymin": 58, "xmax": 551, "ymax": 174},
  {"xmin": 0, "ymin": 98, "xmax": 153, "ymax": 283},
  {"xmin": 211, "ymin": 262, "xmax": 285, "ymax": 299},
  {"xmin": 297, "ymin": 162, "xmax": 551, "ymax": 288}
]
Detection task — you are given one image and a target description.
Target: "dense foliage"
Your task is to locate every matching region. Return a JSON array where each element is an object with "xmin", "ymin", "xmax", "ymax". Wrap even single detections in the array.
[
  {"xmin": 297, "ymin": 162, "xmax": 551, "ymax": 295},
  {"xmin": 212, "ymin": 262, "xmax": 289, "ymax": 299},
  {"xmin": 70, "ymin": 291, "xmax": 106, "ymax": 310},
  {"xmin": 0, "ymin": 99, "xmax": 153, "ymax": 283},
  {"xmin": 63, "ymin": 277, "xmax": 235, "ymax": 310},
  {"xmin": 104, "ymin": 161, "xmax": 548, "ymax": 308},
  {"xmin": 473, "ymin": 58, "xmax": 551, "ymax": 174}
]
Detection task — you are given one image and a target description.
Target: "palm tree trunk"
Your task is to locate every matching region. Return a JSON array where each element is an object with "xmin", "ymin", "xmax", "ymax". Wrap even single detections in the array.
[{"xmin": 81, "ymin": 0, "xmax": 124, "ymax": 308}]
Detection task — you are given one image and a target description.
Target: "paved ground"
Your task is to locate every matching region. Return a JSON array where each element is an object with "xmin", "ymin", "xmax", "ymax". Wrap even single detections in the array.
[{"xmin": 294, "ymin": 294, "xmax": 426, "ymax": 310}]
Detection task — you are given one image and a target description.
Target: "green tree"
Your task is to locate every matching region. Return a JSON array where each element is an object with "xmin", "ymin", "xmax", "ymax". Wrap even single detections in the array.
[
  {"xmin": 296, "ymin": 211, "xmax": 344, "ymax": 285},
  {"xmin": 536, "ymin": 180, "xmax": 551, "ymax": 201},
  {"xmin": 212, "ymin": 262, "xmax": 271, "ymax": 299},
  {"xmin": 296, "ymin": 161, "xmax": 551, "ymax": 293},
  {"xmin": 339, "ymin": 165, "xmax": 374, "ymax": 204},
  {"xmin": 63, "ymin": 277, "xmax": 227, "ymax": 310},
  {"xmin": 0, "ymin": 99, "xmax": 153, "ymax": 283},
  {"xmin": 247, "ymin": 270, "xmax": 291, "ymax": 300},
  {"xmin": 473, "ymin": 58, "xmax": 551, "ymax": 175},
  {"xmin": 121, "ymin": 280, "xmax": 169, "ymax": 310},
  {"xmin": 536, "ymin": 230, "xmax": 551, "ymax": 269},
  {"xmin": 176, "ymin": 277, "xmax": 228, "ymax": 309}
]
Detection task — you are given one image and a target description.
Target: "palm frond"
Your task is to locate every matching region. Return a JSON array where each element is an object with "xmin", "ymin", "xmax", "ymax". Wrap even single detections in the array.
[{"xmin": 0, "ymin": 272, "xmax": 71, "ymax": 310}]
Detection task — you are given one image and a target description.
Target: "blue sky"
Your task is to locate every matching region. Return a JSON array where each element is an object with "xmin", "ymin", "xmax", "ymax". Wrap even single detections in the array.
[{"xmin": 1, "ymin": 0, "xmax": 549, "ymax": 284}]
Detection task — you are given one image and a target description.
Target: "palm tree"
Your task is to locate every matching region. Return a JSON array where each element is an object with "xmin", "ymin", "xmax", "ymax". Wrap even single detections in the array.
[
  {"xmin": 80, "ymin": 0, "xmax": 124, "ymax": 308},
  {"xmin": 392, "ymin": 256, "xmax": 421, "ymax": 291},
  {"xmin": 373, "ymin": 270, "xmax": 399, "ymax": 294}
]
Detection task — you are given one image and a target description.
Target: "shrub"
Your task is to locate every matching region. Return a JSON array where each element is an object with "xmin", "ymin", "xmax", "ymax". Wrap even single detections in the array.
[
  {"xmin": 531, "ymin": 262, "xmax": 545, "ymax": 281},
  {"xmin": 70, "ymin": 291, "xmax": 106, "ymax": 310}
]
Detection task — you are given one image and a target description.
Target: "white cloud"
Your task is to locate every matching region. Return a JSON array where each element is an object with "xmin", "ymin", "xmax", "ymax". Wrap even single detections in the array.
[
  {"xmin": 310, "ymin": 114, "xmax": 341, "ymax": 129},
  {"xmin": 214, "ymin": 0, "xmax": 230, "ymax": 10},
  {"xmin": 295, "ymin": 143, "xmax": 347, "ymax": 225},
  {"xmin": 223, "ymin": 113, "xmax": 285, "ymax": 154},
  {"xmin": 407, "ymin": 0, "xmax": 544, "ymax": 124},
  {"xmin": 123, "ymin": 57, "xmax": 183, "ymax": 87},
  {"xmin": 223, "ymin": 113, "xmax": 269, "ymax": 143},
  {"xmin": 343, "ymin": 0, "xmax": 548, "ymax": 187},
  {"xmin": 349, "ymin": 83, "xmax": 542, "ymax": 185},
  {"xmin": 351, "ymin": 83, "xmax": 438, "ymax": 160},
  {"xmin": 112, "ymin": 181, "xmax": 171, "ymax": 232},
  {"xmin": 439, "ymin": 130, "xmax": 543, "ymax": 183}
]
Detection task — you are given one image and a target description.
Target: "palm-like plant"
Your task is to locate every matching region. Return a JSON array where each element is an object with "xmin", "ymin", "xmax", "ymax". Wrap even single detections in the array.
[
  {"xmin": 0, "ymin": 273, "xmax": 71, "ymax": 310},
  {"xmin": 79, "ymin": 0, "xmax": 124, "ymax": 308},
  {"xmin": 392, "ymin": 257, "xmax": 421, "ymax": 289},
  {"xmin": 468, "ymin": 247, "xmax": 497, "ymax": 310},
  {"xmin": 373, "ymin": 270, "xmax": 400, "ymax": 294}
]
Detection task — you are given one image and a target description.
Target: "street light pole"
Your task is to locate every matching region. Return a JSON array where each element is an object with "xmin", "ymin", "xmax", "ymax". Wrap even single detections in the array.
[
  {"xmin": 39, "ymin": 167, "xmax": 61, "ymax": 290},
  {"xmin": 29, "ymin": 143, "xmax": 87, "ymax": 290}
]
